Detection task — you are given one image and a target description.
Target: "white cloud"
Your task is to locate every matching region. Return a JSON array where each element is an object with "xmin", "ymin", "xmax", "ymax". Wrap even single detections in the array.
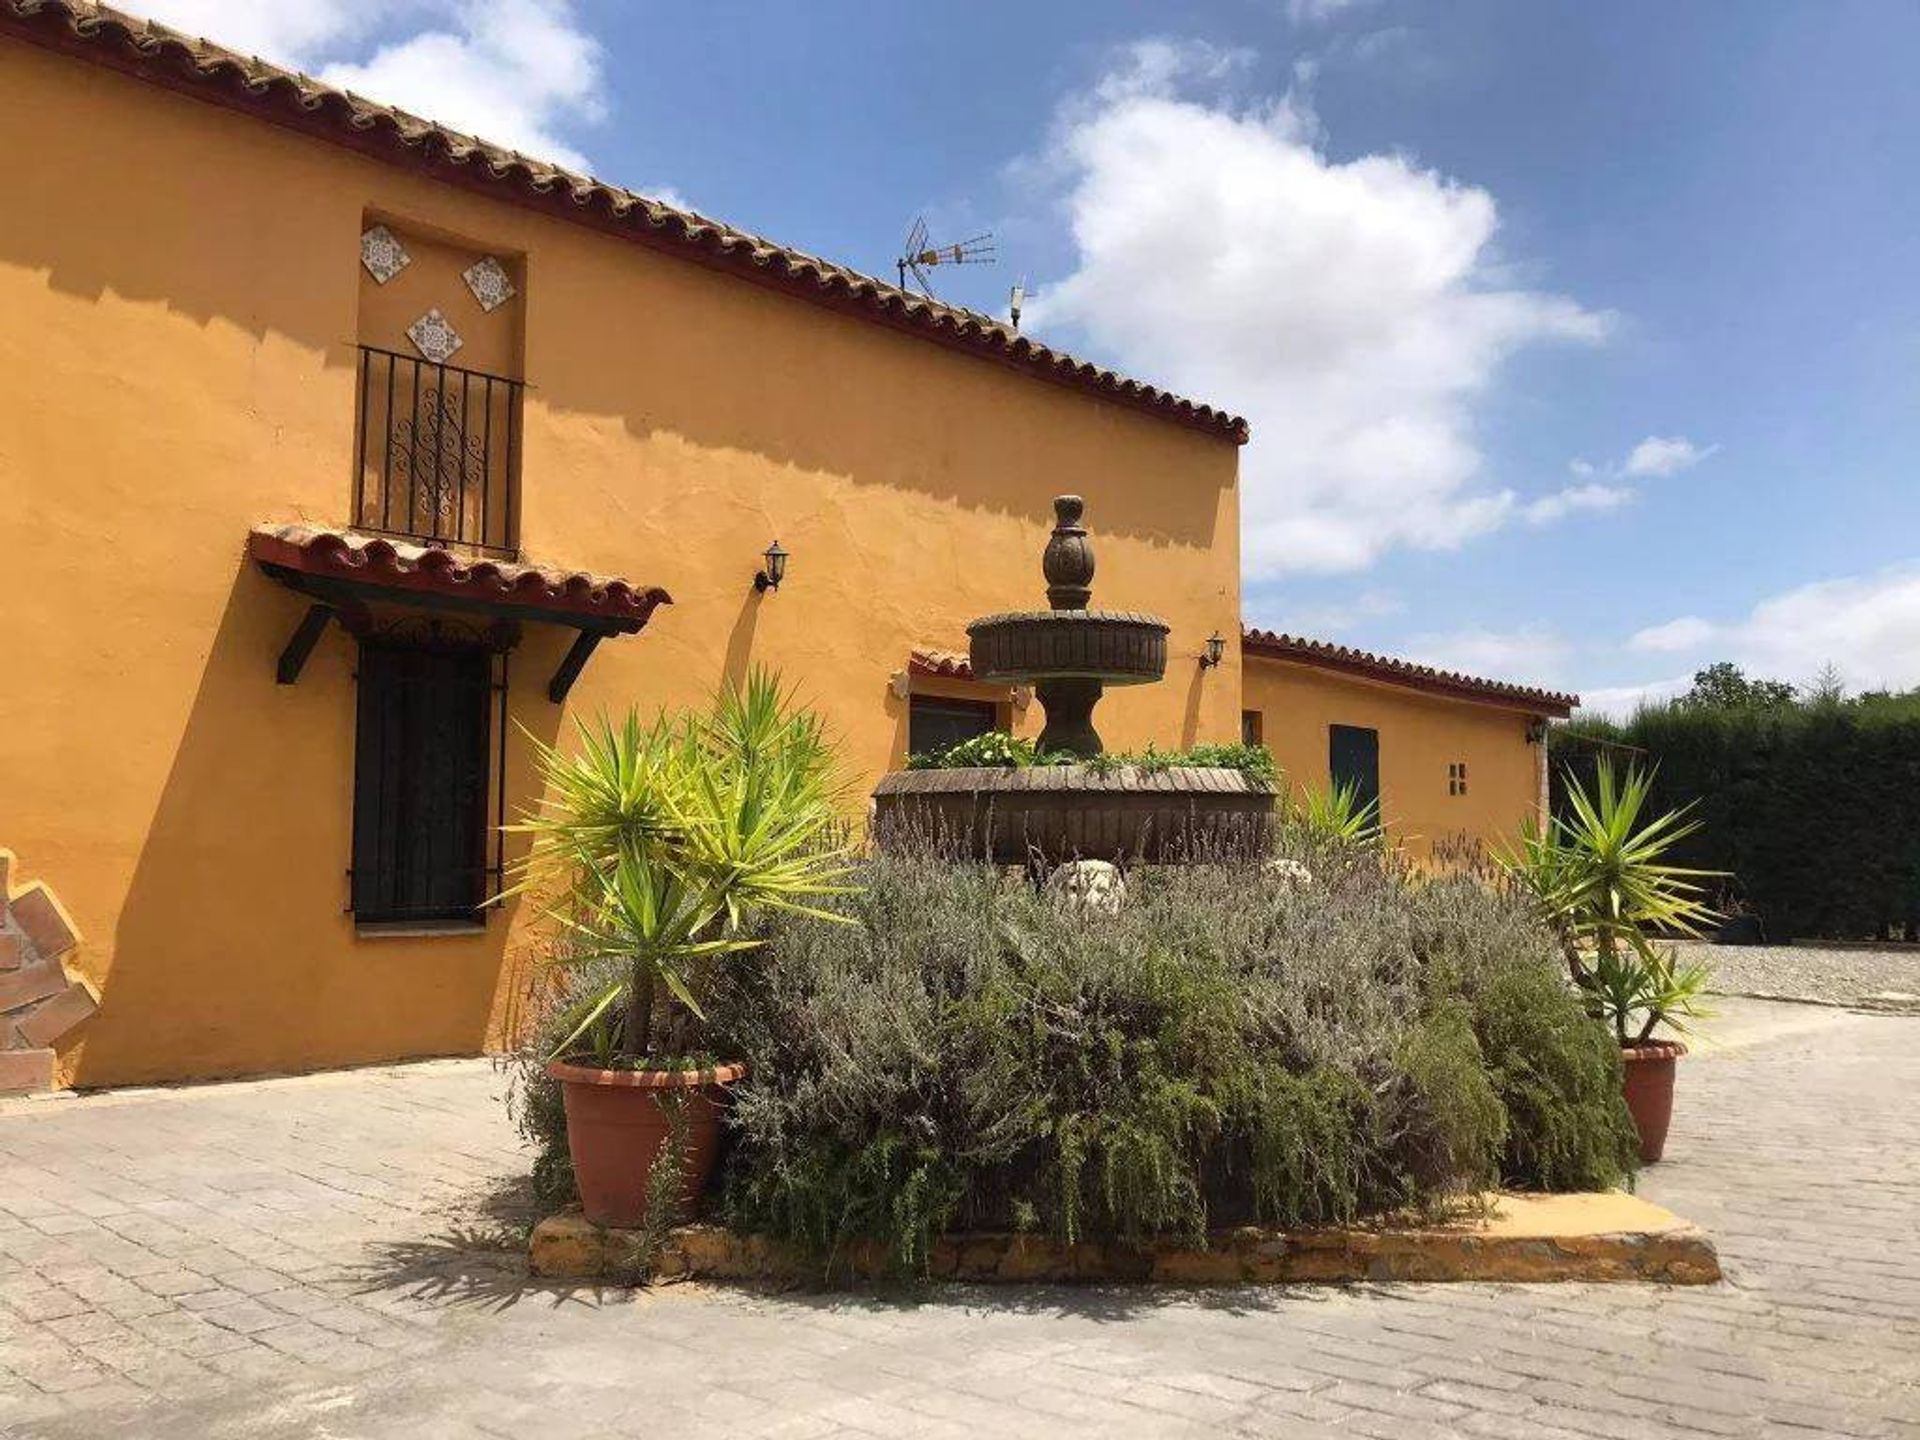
[
  {"xmin": 1731, "ymin": 564, "xmax": 1920, "ymax": 691},
  {"xmin": 1628, "ymin": 616, "xmax": 1718, "ymax": 653},
  {"xmin": 1524, "ymin": 482, "xmax": 1634, "ymax": 526},
  {"xmin": 1361, "ymin": 562, "xmax": 1920, "ymax": 716},
  {"xmin": 1287, "ymin": 0, "xmax": 1379, "ymax": 22},
  {"xmin": 642, "ymin": 185, "xmax": 695, "ymax": 213},
  {"xmin": 138, "ymin": 0, "xmax": 608, "ymax": 172},
  {"xmin": 1623, "ymin": 435, "xmax": 1717, "ymax": 478},
  {"xmin": 1576, "ymin": 675, "xmax": 1692, "ymax": 719},
  {"xmin": 1250, "ymin": 588, "xmax": 1404, "ymax": 638},
  {"xmin": 1527, "ymin": 434, "xmax": 1714, "ymax": 532},
  {"xmin": 1588, "ymin": 561, "xmax": 1920, "ymax": 713},
  {"xmin": 137, "ymin": 0, "xmax": 380, "ymax": 59},
  {"xmin": 1022, "ymin": 42, "xmax": 1608, "ymax": 579},
  {"xmin": 1402, "ymin": 625, "xmax": 1572, "ymax": 686},
  {"xmin": 322, "ymin": 1, "xmax": 606, "ymax": 170}
]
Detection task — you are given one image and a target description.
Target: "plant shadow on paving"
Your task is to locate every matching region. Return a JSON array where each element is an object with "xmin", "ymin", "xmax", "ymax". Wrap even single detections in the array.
[
  {"xmin": 346, "ymin": 1171, "xmax": 621, "ymax": 1314},
  {"xmin": 683, "ymin": 1275, "xmax": 1445, "ymax": 1325}
]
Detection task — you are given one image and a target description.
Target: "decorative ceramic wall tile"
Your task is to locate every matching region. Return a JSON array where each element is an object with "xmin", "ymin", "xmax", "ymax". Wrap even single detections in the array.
[
  {"xmin": 406, "ymin": 309, "xmax": 464, "ymax": 363},
  {"xmin": 360, "ymin": 224, "xmax": 411, "ymax": 284},
  {"xmin": 462, "ymin": 255, "xmax": 516, "ymax": 312}
]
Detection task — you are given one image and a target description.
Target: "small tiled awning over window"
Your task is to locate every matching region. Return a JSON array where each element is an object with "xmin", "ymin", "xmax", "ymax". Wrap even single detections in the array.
[
  {"xmin": 908, "ymin": 648, "xmax": 975, "ymax": 681},
  {"xmin": 248, "ymin": 524, "xmax": 670, "ymax": 702}
]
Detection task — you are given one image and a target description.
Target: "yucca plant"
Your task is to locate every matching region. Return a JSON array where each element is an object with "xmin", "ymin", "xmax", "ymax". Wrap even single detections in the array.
[
  {"xmin": 1501, "ymin": 759, "xmax": 1721, "ymax": 1044},
  {"xmin": 506, "ymin": 670, "xmax": 855, "ymax": 1065},
  {"xmin": 1284, "ymin": 778, "xmax": 1383, "ymax": 850}
]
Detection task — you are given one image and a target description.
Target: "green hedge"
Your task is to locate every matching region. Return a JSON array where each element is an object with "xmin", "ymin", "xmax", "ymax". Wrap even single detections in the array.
[{"xmin": 1552, "ymin": 697, "xmax": 1920, "ymax": 941}]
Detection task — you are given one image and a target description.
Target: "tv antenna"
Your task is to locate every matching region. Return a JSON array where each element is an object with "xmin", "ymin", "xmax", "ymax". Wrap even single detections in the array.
[
  {"xmin": 1009, "ymin": 278, "xmax": 1033, "ymax": 332},
  {"xmin": 895, "ymin": 216, "xmax": 995, "ymax": 297}
]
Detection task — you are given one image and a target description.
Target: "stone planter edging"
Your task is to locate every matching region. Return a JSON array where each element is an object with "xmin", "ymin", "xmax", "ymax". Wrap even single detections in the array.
[{"xmin": 529, "ymin": 1191, "xmax": 1720, "ymax": 1287}]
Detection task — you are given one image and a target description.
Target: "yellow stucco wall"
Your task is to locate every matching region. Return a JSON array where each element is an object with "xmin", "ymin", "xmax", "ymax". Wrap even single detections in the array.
[
  {"xmin": 0, "ymin": 40, "xmax": 1241, "ymax": 1087},
  {"xmin": 1241, "ymin": 656, "xmax": 1547, "ymax": 863}
]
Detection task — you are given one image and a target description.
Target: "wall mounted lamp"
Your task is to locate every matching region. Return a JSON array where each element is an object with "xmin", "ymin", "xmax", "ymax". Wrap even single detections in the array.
[
  {"xmin": 1200, "ymin": 631, "xmax": 1226, "ymax": 668},
  {"xmin": 1525, "ymin": 716, "xmax": 1550, "ymax": 745},
  {"xmin": 754, "ymin": 540, "xmax": 788, "ymax": 593}
]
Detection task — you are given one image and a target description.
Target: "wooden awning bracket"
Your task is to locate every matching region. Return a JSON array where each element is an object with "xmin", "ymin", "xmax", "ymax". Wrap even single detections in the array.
[
  {"xmin": 547, "ymin": 631, "xmax": 604, "ymax": 704},
  {"xmin": 258, "ymin": 561, "xmax": 638, "ymax": 703},
  {"xmin": 276, "ymin": 602, "xmax": 336, "ymax": 685}
]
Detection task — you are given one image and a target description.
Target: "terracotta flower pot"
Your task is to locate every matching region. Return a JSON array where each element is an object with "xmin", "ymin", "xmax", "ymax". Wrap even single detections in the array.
[
  {"xmin": 547, "ymin": 1059, "xmax": 746, "ymax": 1228},
  {"xmin": 1620, "ymin": 1041, "xmax": 1685, "ymax": 1163}
]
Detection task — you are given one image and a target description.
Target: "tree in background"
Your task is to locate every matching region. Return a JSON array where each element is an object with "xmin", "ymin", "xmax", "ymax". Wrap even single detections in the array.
[{"xmin": 1680, "ymin": 662, "xmax": 1797, "ymax": 711}]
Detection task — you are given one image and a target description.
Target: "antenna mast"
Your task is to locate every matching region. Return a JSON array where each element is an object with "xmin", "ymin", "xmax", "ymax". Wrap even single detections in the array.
[{"xmin": 894, "ymin": 216, "xmax": 995, "ymax": 298}]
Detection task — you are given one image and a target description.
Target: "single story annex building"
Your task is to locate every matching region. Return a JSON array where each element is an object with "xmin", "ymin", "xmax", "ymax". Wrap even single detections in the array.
[{"xmin": 0, "ymin": 2, "xmax": 1576, "ymax": 1091}]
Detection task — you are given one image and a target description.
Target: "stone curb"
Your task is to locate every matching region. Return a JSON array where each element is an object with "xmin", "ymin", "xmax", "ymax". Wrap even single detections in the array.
[{"xmin": 529, "ymin": 1191, "xmax": 1721, "ymax": 1287}]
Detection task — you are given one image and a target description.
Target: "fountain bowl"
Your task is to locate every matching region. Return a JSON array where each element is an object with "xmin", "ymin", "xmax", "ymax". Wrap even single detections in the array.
[
  {"xmin": 872, "ymin": 764, "xmax": 1275, "ymax": 866},
  {"xmin": 967, "ymin": 609, "xmax": 1168, "ymax": 685}
]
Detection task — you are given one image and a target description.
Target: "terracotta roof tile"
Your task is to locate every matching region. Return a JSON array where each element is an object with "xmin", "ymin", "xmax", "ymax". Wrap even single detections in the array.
[
  {"xmin": 3, "ymin": 1, "xmax": 1249, "ymax": 446},
  {"xmin": 248, "ymin": 523, "xmax": 670, "ymax": 630},
  {"xmin": 907, "ymin": 649, "xmax": 974, "ymax": 679},
  {"xmin": 1241, "ymin": 627, "xmax": 1577, "ymax": 715}
]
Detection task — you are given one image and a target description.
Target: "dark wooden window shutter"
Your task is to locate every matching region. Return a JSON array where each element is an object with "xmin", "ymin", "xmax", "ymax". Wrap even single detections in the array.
[
  {"xmin": 351, "ymin": 640, "xmax": 493, "ymax": 924},
  {"xmin": 908, "ymin": 695, "xmax": 1000, "ymax": 758},
  {"xmin": 1328, "ymin": 724, "xmax": 1381, "ymax": 820}
]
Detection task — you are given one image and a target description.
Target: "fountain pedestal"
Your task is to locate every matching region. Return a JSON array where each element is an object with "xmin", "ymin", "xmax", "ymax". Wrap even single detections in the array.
[{"xmin": 872, "ymin": 496, "xmax": 1273, "ymax": 864}]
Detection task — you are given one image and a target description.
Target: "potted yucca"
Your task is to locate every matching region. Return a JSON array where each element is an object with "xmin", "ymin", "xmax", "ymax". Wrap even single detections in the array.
[
  {"xmin": 506, "ymin": 672, "xmax": 852, "ymax": 1228},
  {"xmin": 1503, "ymin": 760, "xmax": 1720, "ymax": 1161}
]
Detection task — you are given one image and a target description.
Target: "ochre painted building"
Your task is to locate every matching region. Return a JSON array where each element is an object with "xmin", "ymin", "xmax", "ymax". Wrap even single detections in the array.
[
  {"xmin": 1240, "ymin": 631, "xmax": 1573, "ymax": 863},
  {"xmin": 0, "ymin": 4, "xmax": 1573, "ymax": 1090}
]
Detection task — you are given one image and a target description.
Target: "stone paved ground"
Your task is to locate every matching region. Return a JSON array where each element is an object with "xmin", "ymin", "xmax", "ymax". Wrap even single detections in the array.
[
  {"xmin": 1683, "ymin": 940, "xmax": 1920, "ymax": 1009},
  {"xmin": 2, "ymin": 999, "xmax": 1916, "ymax": 1439}
]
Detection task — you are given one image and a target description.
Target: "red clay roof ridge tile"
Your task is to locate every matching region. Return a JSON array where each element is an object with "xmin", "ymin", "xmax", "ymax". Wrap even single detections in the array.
[
  {"xmin": 1241, "ymin": 626, "xmax": 1578, "ymax": 714},
  {"xmin": 4, "ymin": 1, "xmax": 1248, "ymax": 445},
  {"xmin": 908, "ymin": 649, "xmax": 974, "ymax": 679},
  {"xmin": 247, "ymin": 522, "xmax": 671, "ymax": 627}
]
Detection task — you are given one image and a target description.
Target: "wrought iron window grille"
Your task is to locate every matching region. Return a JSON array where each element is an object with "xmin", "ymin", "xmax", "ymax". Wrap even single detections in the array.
[
  {"xmin": 353, "ymin": 345, "xmax": 523, "ymax": 558},
  {"xmin": 344, "ymin": 616, "xmax": 511, "ymax": 925}
]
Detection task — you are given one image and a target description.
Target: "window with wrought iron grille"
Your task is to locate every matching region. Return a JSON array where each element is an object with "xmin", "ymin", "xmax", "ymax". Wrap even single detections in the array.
[{"xmin": 349, "ymin": 627, "xmax": 506, "ymax": 926}]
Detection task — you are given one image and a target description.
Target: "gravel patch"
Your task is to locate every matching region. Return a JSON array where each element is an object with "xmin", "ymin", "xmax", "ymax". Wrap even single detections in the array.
[{"xmin": 1680, "ymin": 940, "xmax": 1920, "ymax": 1009}]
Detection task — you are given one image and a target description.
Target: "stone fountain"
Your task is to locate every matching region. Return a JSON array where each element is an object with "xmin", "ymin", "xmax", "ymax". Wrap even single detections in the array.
[{"xmin": 872, "ymin": 496, "xmax": 1274, "ymax": 864}]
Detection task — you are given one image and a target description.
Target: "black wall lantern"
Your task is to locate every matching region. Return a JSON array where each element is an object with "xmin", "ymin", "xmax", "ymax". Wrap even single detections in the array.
[
  {"xmin": 754, "ymin": 540, "xmax": 788, "ymax": 593},
  {"xmin": 1200, "ymin": 631, "xmax": 1226, "ymax": 668}
]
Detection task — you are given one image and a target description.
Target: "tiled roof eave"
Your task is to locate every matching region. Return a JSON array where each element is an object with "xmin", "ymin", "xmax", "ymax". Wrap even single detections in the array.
[
  {"xmin": 247, "ymin": 524, "xmax": 672, "ymax": 631},
  {"xmin": 1242, "ymin": 628, "xmax": 1577, "ymax": 716},
  {"xmin": 2, "ymin": 1, "xmax": 1250, "ymax": 447},
  {"xmin": 907, "ymin": 649, "xmax": 975, "ymax": 680}
]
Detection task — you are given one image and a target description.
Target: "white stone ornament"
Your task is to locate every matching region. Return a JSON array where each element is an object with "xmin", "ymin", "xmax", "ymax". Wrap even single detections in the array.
[
  {"xmin": 406, "ymin": 308, "xmax": 463, "ymax": 363},
  {"xmin": 1047, "ymin": 859, "xmax": 1127, "ymax": 916},
  {"xmin": 360, "ymin": 224, "xmax": 411, "ymax": 284},
  {"xmin": 1266, "ymin": 857, "xmax": 1316, "ymax": 889},
  {"xmin": 462, "ymin": 255, "xmax": 516, "ymax": 312}
]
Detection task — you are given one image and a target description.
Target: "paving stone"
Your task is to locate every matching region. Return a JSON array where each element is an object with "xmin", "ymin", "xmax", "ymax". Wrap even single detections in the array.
[
  {"xmin": 131, "ymin": 1269, "xmax": 216, "ymax": 1299},
  {"xmin": 0, "ymin": 1001, "xmax": 1914, "ymax": 1439},
  {"xmin": 198, "ymin": 1298, "xmax": 297, "ymax": 1336}
]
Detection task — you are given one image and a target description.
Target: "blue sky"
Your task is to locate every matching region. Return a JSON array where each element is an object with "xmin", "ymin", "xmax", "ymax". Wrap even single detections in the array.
[{"xmin": 148, "ymin": 1, "xmax": 1920, "ymax": 709}]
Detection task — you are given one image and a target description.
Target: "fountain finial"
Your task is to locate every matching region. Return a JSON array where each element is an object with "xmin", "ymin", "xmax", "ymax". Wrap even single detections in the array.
[{"xmin": 1043, "ymin": 495, "xmax": 1094, "ymax": 611}]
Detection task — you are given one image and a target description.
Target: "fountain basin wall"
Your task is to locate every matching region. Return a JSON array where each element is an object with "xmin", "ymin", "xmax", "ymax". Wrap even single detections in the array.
[
  {"xmin": 872, "ymin": 765, "xmax": 1275, "ymax": 865},
  {"xmin": 967, "ymin": 609, "xmax": 1168, "ymax": 684}
]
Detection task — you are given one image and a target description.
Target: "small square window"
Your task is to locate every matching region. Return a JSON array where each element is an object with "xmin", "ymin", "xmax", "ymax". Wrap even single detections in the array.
[
  {"xmin": 908, "ymin": 694, "xmax": 1000, "ymax": 758},
  {"xmin": 1448, "ymin": 760, "xmax": 1468, "ymax": 796}
]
